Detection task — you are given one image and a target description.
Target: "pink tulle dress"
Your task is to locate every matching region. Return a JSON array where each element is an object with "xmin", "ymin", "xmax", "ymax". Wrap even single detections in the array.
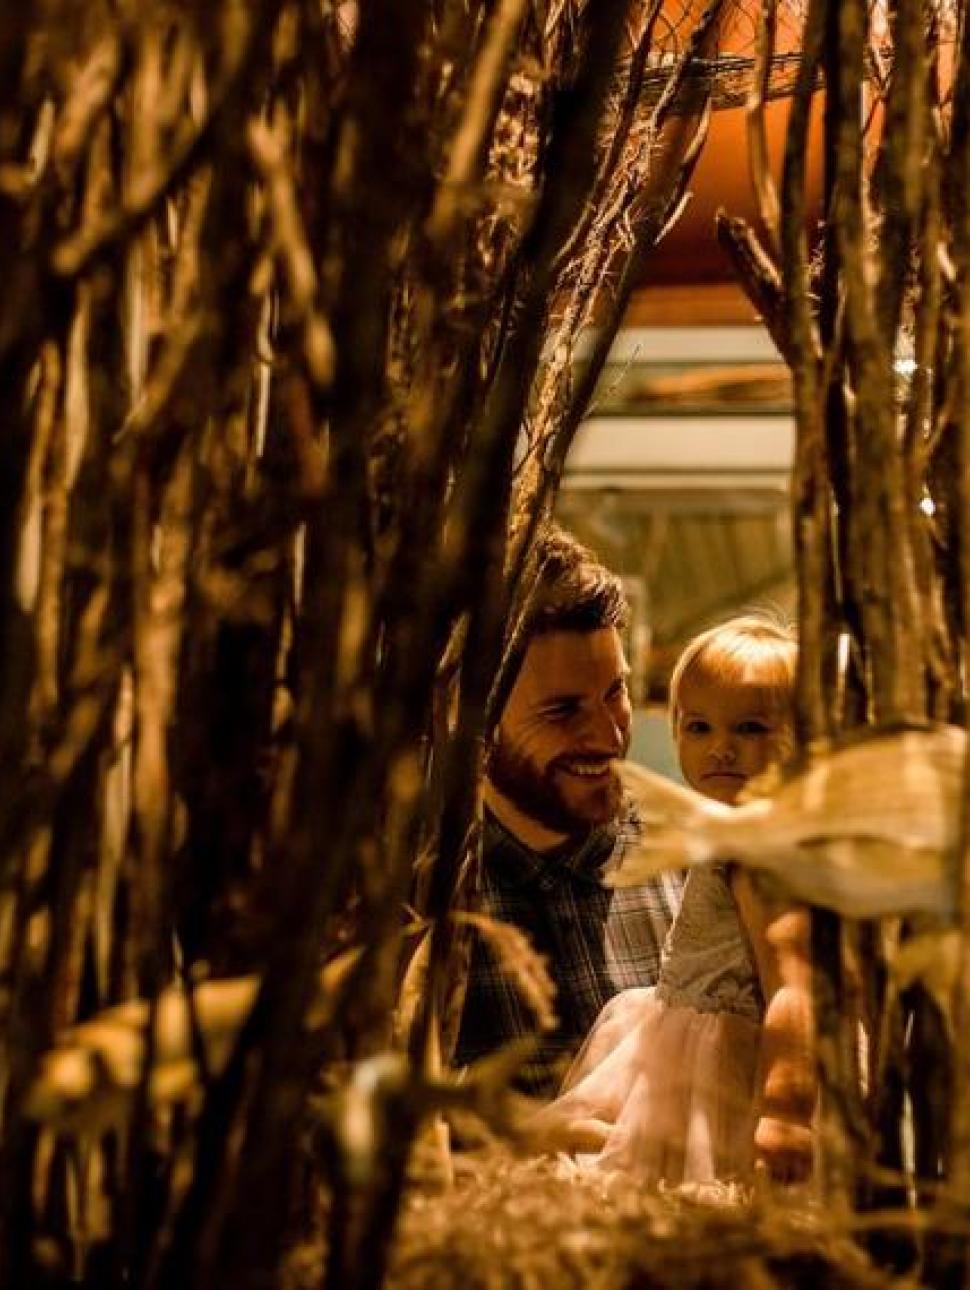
[{"xmin": 534, "ymin": 864, "xmax": 764, "ymax": 1186}]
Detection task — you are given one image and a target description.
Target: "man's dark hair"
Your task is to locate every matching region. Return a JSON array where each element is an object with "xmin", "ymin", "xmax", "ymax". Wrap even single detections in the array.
[
  {"xmin": 526, "ymin": 524, "xmax": 630, "ymax": 637},
  {"xmin": 489, "ymin": 524, "xmax": 630, "ymax": 723}
]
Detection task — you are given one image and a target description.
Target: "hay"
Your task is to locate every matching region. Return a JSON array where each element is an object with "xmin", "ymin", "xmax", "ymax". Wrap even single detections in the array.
[{"xmin": 284, "ymin": 1148, "xmax": 902, "ymax": 1290}]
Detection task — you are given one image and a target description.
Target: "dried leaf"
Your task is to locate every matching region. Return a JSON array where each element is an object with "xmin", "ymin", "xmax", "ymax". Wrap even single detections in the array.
[
  {"xmin": 453, "ymin": 911, "xmax": 557, "ymax": 1031},
  {"xmin": 392, "ymin": 924, "xmax": 433, "ymax": 1050},
  {"xmin": 612, "ymin": 726, "xmax": 965, "ymax": 919},
  {"xmin": 27, "ymin": 946, "xmax": 366, "ymax": 1133}
]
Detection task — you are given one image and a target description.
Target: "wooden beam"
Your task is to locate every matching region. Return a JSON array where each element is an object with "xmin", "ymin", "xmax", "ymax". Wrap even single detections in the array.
[{"xmin": 624, "ymin": 281, "xmax": 763, "ymax": 326}]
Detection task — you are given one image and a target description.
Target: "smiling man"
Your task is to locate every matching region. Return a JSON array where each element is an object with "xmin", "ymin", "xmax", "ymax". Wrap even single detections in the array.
[{"xmin": 455, "ymin": 527, "xmax": 682, "ymax": 1097}]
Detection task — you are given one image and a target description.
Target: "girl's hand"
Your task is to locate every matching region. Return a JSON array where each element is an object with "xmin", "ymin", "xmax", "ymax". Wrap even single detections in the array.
[
  {"xmin": 754, "ymin": 978, "xmax": 815, "ymax": 1182},
  {"xmin": 732, "ymin": 873, "xmax": 816, "ymax": 1185}
]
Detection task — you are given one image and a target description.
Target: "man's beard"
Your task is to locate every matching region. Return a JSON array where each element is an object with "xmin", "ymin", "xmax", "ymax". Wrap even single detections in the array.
[{"xmin": 486, "ymin": 735, "xmax": 624, "ymax": 839}]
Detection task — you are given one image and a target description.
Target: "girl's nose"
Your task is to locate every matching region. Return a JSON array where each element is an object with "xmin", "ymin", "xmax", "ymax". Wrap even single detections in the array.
[{"xmin": 711, "ymin": 737, "xmax": 737, "ymax": 765}]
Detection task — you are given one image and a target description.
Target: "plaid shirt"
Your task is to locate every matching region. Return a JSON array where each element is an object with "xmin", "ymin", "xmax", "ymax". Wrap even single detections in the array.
[{"xmin": 454, "ymin": 802, "xmax": 683, "ymax": 1098}]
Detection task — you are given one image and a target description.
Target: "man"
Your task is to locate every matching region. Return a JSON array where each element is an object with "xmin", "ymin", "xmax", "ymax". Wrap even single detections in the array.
[{"xmin": 455, "ymin": 526, "xmax": 682, "ymax": 1097}]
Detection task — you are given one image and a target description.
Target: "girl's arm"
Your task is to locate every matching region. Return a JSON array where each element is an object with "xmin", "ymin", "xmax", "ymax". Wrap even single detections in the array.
[{"xmin": 731, "ymin": 870, "xmax": 815, "ymax": 1183}]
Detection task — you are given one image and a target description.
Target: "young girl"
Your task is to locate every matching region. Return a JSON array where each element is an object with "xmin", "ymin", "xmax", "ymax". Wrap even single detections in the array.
[{"xmin": 533, "ymin": 615, "xmax": 815, "ymax": 1186}]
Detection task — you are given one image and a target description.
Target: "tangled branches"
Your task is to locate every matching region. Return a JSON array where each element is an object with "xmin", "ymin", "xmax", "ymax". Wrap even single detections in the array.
[{"xmin": 0, "ymin": 2, "xmax": 724, "ymax": 1285}]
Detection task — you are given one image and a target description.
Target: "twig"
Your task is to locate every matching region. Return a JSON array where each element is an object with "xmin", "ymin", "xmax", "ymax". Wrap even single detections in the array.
[
  {"xmin": 943, "ymin": 0, "xmax": 970, "ymax": 1213},
  {"xmin": 52, "ymin": 0, "xmax": 285, "ymax": 278},
  {"xmin": 248, "ymin": 116, "xmax": 335, "ymax": 389},
  {"xmin": 426, "ymin": 0, "xmax": 532, "ymax": 249},
  {"xmin": 779, "ymin": 0, "xmax": 826, "ymax": 744},
  {"xmin": 835, "ymin": 0, "xmax": 924, "ymax": 723},
  {"xmin": 745, "ymin": 0, "xmax": 781, "ymax": 254},
  {"xmin": 716, "ymin": 211, "xmax": 788, "ymax": 357}
]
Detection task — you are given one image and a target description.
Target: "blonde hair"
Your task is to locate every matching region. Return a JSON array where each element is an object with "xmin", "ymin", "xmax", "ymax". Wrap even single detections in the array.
[{"xmin": 669, "ymin": 614, "xmax": 797, "ymax": 735}]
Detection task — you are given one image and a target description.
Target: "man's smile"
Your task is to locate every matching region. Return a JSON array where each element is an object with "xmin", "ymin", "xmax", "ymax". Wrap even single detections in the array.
[{"xmin": 556, "ymin": 758, "xmax": 617, "ymax": 779}]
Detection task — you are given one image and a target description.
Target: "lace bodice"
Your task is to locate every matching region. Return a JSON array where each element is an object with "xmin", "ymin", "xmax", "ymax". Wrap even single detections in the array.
[{"xmin": 656, "ymin": 865, "xmax": 763, "ymax": 1022}]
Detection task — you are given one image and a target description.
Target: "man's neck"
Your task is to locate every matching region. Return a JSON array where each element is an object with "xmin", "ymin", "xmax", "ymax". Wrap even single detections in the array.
[{"xmin": 482, "ymin": 781, "xmax": 570, "ymax": 853}]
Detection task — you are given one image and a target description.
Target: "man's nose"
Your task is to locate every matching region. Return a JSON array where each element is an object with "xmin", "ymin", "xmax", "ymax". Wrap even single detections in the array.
[{"xmin": 582, "ymin": 704, "xmax": 626, "ymax": 750}]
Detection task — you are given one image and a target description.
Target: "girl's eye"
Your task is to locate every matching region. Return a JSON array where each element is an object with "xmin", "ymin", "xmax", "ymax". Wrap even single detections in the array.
[
  {"xmin": 683, "ymin": 719, "xmax": 710, "ymax": 735},
  {"xmin": 737, "ymin": 720, "xmax": 771, "ymax": 736}
]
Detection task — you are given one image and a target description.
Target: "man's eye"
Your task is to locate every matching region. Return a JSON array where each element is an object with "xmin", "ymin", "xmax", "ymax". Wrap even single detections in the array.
[{"xmin": 543, "ymin": 704, "xmax": 579, "ymax": 721}]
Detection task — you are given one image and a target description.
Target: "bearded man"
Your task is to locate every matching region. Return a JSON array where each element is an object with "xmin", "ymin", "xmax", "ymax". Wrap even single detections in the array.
[{"xmin": 454, "ymin": 527, "xmax": 682, "ymax": 1097}]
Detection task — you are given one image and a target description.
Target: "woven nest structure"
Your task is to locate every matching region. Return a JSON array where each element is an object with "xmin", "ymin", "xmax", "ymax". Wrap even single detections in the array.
[
  {"xmin": 639, "ymin": 0, "xmax": 809, "ymax": 110},
  {"xmin": 642, "ymin": 49, "xmax": 809, "ymax": 112},
  {"xmin": 647, "ymin": 0, "xmax": 958, "ymax": 112}
]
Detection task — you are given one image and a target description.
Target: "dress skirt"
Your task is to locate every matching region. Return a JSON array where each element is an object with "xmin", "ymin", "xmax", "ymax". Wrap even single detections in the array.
[{"xmin": 533, "ymin": 986, "xmax": 762, "ymax": 1186}]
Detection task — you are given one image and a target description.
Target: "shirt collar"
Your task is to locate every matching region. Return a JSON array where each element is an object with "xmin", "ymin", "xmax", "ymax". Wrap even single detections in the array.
[{"xmin": 482, "ymin": 808, "xmax": 620, "ymax": 888}]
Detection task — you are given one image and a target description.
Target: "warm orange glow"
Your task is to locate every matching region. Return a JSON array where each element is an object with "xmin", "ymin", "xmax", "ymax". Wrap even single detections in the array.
[{"xmin": 642, "ymin": 1, "xmax": 824, "ymax": 287}]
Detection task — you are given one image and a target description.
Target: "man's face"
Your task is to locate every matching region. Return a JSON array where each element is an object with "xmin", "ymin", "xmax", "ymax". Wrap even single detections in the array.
[{"xmin": 487, "ymin": 627, "xmax": 633, "ymax": 843}]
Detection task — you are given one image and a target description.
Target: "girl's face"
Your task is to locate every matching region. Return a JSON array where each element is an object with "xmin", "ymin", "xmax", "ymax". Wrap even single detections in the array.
[{"xmin": 675, "ymin": 669, "xmax": 791, "ymax": 805}]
